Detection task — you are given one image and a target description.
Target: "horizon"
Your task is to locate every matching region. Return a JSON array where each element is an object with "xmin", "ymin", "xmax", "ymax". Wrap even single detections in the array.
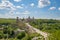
[
  {"xmin": 0, "ymin": 0, "xmax": 60, "ymax": 20},
  {"xmin": 0, "ymin": 17, "xmax": 60, "ymax": 20}
]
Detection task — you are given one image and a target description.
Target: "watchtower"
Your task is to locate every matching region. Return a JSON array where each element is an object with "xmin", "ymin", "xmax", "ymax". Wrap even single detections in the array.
[{"xmin": 16, "ymin": 17, "xmax": 19, "ymax": 23}]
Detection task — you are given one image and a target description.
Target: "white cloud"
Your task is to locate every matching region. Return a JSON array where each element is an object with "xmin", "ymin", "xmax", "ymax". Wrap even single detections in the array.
[
  {"xmin": 30, "ymin": 3, "xmax": 34, "ymax": 7},
  {"xmin": 0, "ymin": 0, "xmax": 18, "ymax": 17},
  {"xmin": 49, "ymin": 7, "xmax": 56, "ymax": 10},
  {"xmin": 15, "ymin": 11, "xmax": 30, "ymax": 15},
  {"xmin": 23, "ymin": 11, "xmax": 30, "ymax": 15},
  {"xmin": 58, "ymin": 7, "xmax": 60, "ymax": 10},
  {"xmin": 0, "ymin": 13, "xmax": 15, "ymax": 18},
  {"xmin": 0, "ymin": 0, "xmax": 29, "ymax": 18},
  {"xmin": 0, "ymin": 0, "xmax": 7, "ymax": 9},
  {"xmin": 0, "ymin": 0, "xmax": 16, "ymax": 10},
  {"xmin": 14, "ymin": 0, "xmax": 21, "ymax": 2},
  {"xmin": 16, "ymin": 6, "xmax": 23, "ymax": 9},
  {"xmin": 38, "ymin": 0, "xmax": 50, "ymax": 8},
  {"xmin": 0, "ymin": 0, "xmax": 24, "ymax": 16},
  {"xmin": 0, "ymin": 10, "xmax": 30, "ymax": 18},
  {"xmin": 15, "ymin": 12, "xmax": 20, "ymax": 14}
]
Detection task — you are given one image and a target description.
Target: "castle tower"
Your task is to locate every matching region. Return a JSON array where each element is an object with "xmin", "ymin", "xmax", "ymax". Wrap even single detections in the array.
[{"xmin": 16, "ymin": 17, "xmax": 19, "ymax": 23}]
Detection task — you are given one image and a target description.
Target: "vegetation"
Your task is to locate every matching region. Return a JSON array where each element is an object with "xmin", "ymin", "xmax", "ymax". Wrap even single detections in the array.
[
  {"xmin": 0, "ymin": 18, "xmax": 60, "ymax": 40},
  {"xmin": 29, "ymin": 19, "xmax": 60, "ymax": 40},
  {"xmin": 0, "ymin": 19, "xmax": 42, "ymax": 40}
]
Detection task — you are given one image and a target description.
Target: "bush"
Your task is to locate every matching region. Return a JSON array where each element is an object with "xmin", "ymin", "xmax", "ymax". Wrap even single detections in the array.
[
  {"xmin": 17, "ymin": 32, "xmax": 25, "ymax": 39},
  {"xmin": 0, "ymin": 34, "xmax": 3, "ymax": 39}
]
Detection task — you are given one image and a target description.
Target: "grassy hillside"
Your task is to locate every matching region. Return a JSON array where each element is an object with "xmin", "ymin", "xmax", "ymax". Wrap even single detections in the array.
[
  {"xmin": 0, "ymin": 19, "xmax": 43, "ymax": 40},
  {"xmin": 29, "ymin": 19, "xmax": 60, "ymax": 40},
  {"xmin": 0, "ymin": 18, "xmax": 60, "ymax": 40}
]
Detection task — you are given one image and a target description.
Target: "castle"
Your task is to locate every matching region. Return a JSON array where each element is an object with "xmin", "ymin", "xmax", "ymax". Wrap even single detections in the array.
[
  {"xmin": 16, "ymin": 16, "xmax": 35, "ymax": 23},
  {"xmin": 16, "ymin": 16, "xmax": 35, "ymax": 34}
]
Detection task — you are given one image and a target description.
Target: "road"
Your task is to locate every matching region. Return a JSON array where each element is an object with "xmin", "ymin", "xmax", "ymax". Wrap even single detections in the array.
[{"xmin": 25, "ymin": 23, "xmax": 49, "ymax": 40}]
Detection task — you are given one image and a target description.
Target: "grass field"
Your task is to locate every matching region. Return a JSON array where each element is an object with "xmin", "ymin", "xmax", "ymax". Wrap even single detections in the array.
[{"xmin": 0, "ymin": 19, "xmax": 16, "ymax": 23}]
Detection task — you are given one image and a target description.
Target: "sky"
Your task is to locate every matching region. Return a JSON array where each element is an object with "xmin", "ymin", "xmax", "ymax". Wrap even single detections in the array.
[{"xmin": 0, "ymin": 0, "xmax": 60, "ymax": 19}]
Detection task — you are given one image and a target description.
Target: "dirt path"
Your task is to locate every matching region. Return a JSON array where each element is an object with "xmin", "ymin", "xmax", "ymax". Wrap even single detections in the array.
[{"xmin": 25, "ymin": 23, "xmax": 49, "ymax": 40}]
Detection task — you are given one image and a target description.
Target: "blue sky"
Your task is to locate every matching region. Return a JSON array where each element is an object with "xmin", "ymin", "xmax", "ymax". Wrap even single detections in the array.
[{"xmin": 0, "ymin": 0, "xmax": 60, "ymax": 19}]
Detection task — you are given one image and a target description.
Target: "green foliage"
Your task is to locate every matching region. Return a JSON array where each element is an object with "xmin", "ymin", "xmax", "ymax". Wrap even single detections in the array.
[
  {"xmin": 0, "ymin": 19, "xmax": 60, "ymax": 40},
  {"xmin": 17, "ymin": 32, "xmax": 25, "ymax": 39},
  {"xmin": 22, "ymin": 33, "xmax": 41, "ymax": 40},
  {"xmin": 27, "ymin": 33, "xmax": 40, "ymax": 40},
  {"xmin": 29, "ymin": 19, "xmax": 60, "ymax": 40},
  {"xmin": 48, "ymin": 30, "xmax": 60, "ymax": 40}
]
